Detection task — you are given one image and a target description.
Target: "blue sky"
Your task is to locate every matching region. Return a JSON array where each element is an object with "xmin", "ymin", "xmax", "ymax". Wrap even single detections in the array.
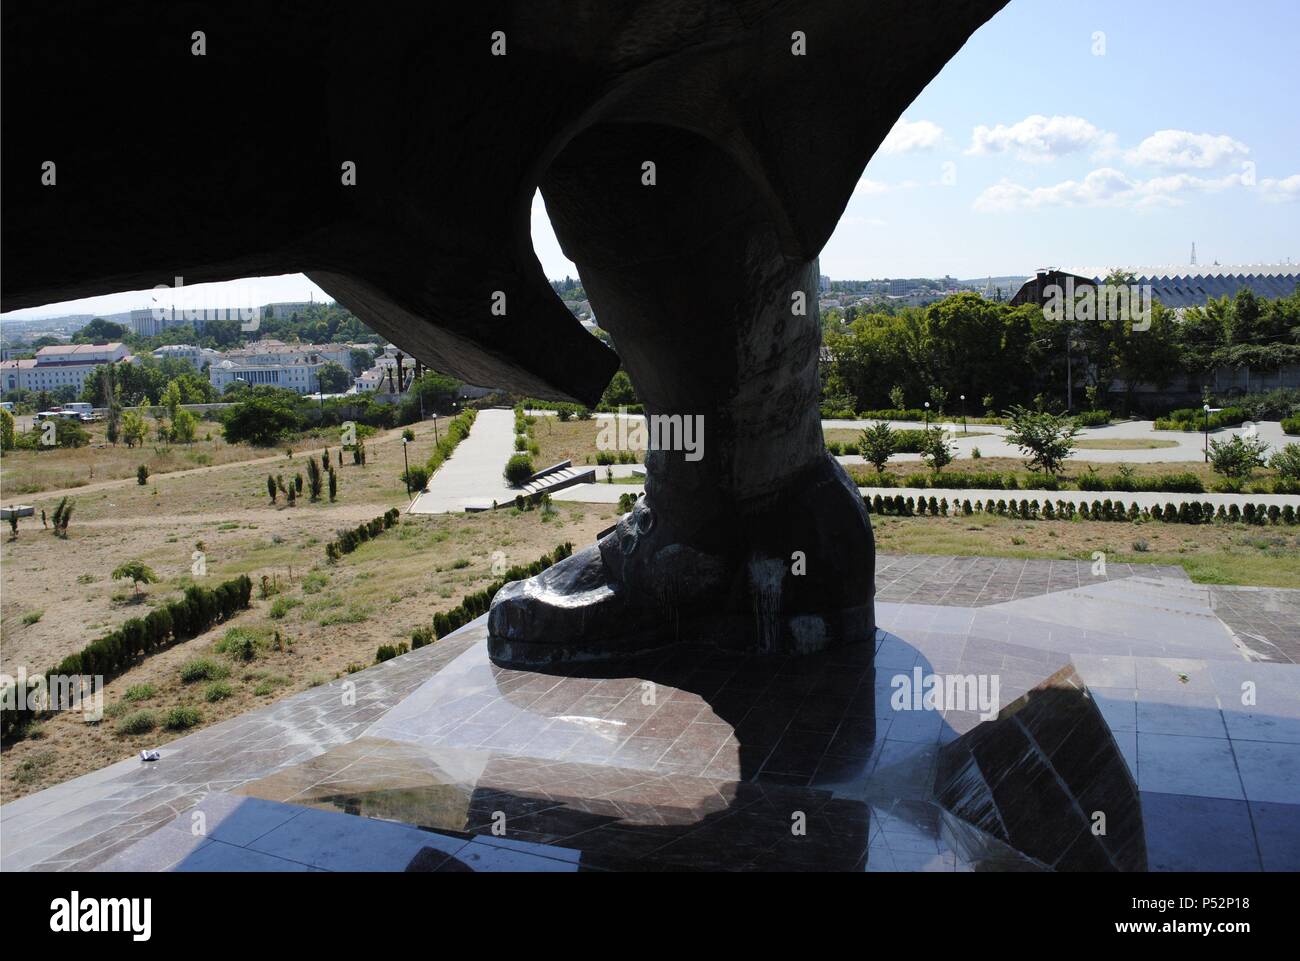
[{"xmin": 4, "ymin": 0, "xmax": 1297, "ymax": 320}]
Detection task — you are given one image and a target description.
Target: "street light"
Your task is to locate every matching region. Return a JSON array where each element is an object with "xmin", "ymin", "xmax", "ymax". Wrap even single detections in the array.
[
  {"xmin": 402, "ymin": 437, "xmax": 412, "ymax": 500},
  {"xmin": 960, "ymin": 394, "xmax": 967, "ymax": 435},
  {"xmin": 1203, "ymin": 403, "xmax": 1211, "ymax": 463},
  {"xmin": 923, "ymin": 401, "xmax": 930, "ymax": 430}
]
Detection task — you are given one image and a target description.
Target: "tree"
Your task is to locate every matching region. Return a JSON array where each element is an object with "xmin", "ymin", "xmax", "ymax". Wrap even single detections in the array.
[
  {"xmin": 328, "ymin": 467, "xmax": 337, "ymax": 502},
  {"xmin": 1209, "ymin": 434, "xmax": 1270, "ymax": 487},
  {"xmin": 888, "ymin": 385, "xmax": 906, "ymax": 410},
  {"xmin": 171, "ymin": 407, "xmax": 198, "ymax": 444},
  {"xmin": 113, "ymin": 561, "xmax": 159, "ymax": 595},
  {"xmin": 857, "ymin": 421, "xmax": 896, "ymax": 473},
  {"xmin": 0, "ymin": 407, "xmax": 14, "ymax": 451},
  {"xmin": 137, "ymin": 465, "xmax": 150, "ymax": 485},
  {"xmin": 73, "ymin": 318, "xmax": 129, "ymax": 343},
  {"xmin": 267, "ymin": 474, "xmax": 278, "ymax": 503},
  {"xmin": 317, "ymin": 361, "xmax": 351, "ymax": 394},
  {"xmin": 160, "ymin": 379, "xmax": 183, "ymax": 423},
  {"xmin": 1271, "ymin": 443, "xmax": 1300, "ymax": 482},
  {"xmin": 400, "ymin": 370, "xmax": 461, "ymax": 420},
  {"xmin": 920, "ymin": 428, "xmax": 954, "ymax": 473},
  {"xmin": 221, "ymin": 392, "xmax": 304, "ymax": 446},
  {"xmin": 37, "ymin": 417, "xmax": 90, "ymax": 449},
  {"xmin": 120, "ymin": 407, "xmax": 148, "ymax": 448},
  {"xmin": 306, "ymin": 456, "xmax": 323, "ymax": 501},
  {"xmin": 349, "ymin": 347, "xmax": 375, "ymax": 376},
  {"xmin": 1003, "ymin": 405, "xmax": 1081, "ymax": 476},
  {"xmin": 600, "ymin": 370, "xmax": 638, "ymax": 407}
]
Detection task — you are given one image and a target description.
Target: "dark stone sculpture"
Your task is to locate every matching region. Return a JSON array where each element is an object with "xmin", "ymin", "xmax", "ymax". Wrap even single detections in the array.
[{"xmin": 2, "ymin": 1, "xmax": 1007, "ymax": 666}]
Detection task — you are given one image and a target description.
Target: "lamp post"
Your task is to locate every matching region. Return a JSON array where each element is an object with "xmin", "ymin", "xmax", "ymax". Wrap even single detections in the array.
[
  {"xmin": 402, "ymin": 437, "xmax": 412, "ymax": 500},
  {"xmin": 960, "ymin": 394, "xmax": 967, "ymax": 435},
  {"xmin": 1203, "ymin": 403, "xmax": 1210, "ymax": 463},
  {"xmin": 923, "ymin": 401, "xmax": 930, "ymax": 430}
]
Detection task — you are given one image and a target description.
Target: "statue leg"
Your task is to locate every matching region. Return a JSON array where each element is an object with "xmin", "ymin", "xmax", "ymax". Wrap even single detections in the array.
[{"xmin": 488, "ymin": 124, "xmax": 875, "ymax": 667}]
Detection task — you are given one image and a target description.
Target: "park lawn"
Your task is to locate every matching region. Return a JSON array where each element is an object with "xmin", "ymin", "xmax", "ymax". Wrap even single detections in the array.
[
  {"xmin": 528, "ymin": 415, "xmax": 643, "ymax": 468},
  {"xmin": 0, "ymin": 415, "xmax": 420, "ymax": 498},
  {"xmin": 1074, "ymin": 438, "xmax": 1179, "ymax": 450},
  {"xmin": 0, "ymin": 498, "xmax": 621, "ymax": 801},
  {"xmin": 4, "ymin": 419, "xmax": 456, "ymax": 524},
  {"xmin": 824, "ymin": 428, "xmax": 992, "ymax": 448},
  {"xmin": 870, "ymin": 512, "xmax": 1300, "ymax": 589}
]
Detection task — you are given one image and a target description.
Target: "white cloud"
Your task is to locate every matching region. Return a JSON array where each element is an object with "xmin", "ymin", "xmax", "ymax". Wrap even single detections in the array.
[
  {"xmin": 1258, "ymin": 173, "xmax": 1300, "ymax": 203},
  {"xmin": 973, "ymin": 167, "xmax": 1247, "ymax": 212},
  {"xmin": 1125, "ymin": 130, "xmax": 1250, "ymax": 169},
  {"xmin": 967, "ymin": 114, "xmax": 1115, "ymax": 162},
  {"xmin": 852, "ymin": 178, "xmax": 891, "ymax": 197},
  {"xmin": 880, "ymin": 118, "xmax": 945, "ymax": 154}
]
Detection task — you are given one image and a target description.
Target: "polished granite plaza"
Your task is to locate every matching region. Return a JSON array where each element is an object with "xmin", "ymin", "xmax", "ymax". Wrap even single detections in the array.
[{"xmin": 3, "ymin": 555, "xmax": 1297, "ymax": 872}]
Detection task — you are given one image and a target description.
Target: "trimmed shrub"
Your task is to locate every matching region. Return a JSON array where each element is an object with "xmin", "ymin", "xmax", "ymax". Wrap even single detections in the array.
[
  {"xmin": 164, "ymin": 705, "xmax": 202, "ymax": 730},
  {"xmin": 180, "ymin": 658, "xmax": 229, "ymax": 683},
  {"xmin": 116, "ymin": 710, "xmax": 157, "ymax": 736}
]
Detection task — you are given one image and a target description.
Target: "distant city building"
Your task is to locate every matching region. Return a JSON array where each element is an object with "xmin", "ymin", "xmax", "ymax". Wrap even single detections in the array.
[
  {"xmin": 207, "ymin": 340, "xmax": 355, "ymax": 395},
  {"xmin": 1009, "ymin": 268, "xmax": 1097, "ymax": 309},
  {"xmin": 1067, "ymin": 264, "xmax": 1300, "ymax": 310},
  {"xmin": 129, "ymin": 305, "xmax": 255, "ymax": 336},
  {"xmin": 209, "ymin": 359, "xmax": 325, "ymax": 395},
  {"xmin": 151, "ymin": 344, "xmax": 221, "ymax": 370},
  {"xmin": 1, "ymin": 342, "xmax": 132, "ymax": 396},
  {"xmin": 1013, "ymin": 265, "xmax": 1300, "ymax": 311},
  {"xmin": 265, "ymin": 301, "xmax": 316, "ymax": 320}
]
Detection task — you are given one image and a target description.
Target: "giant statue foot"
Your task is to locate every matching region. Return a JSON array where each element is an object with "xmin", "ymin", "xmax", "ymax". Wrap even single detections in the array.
[{"xmin": 490, "ymin": 452, "xmax": 875, "ymax": 668}]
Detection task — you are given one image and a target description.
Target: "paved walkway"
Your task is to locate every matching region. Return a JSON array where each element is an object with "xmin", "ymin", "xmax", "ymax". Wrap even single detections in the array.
[
  {"xmin": 828, "ymin": 418, "xmax": 1293, "ymax": 464},
  {"xmin": 407, "ymin": 408, "xmax": 517, "ymax": 513}
]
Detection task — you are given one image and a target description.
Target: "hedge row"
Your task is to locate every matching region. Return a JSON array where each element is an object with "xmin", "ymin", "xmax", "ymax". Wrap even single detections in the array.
[
  {"xmin": 849, "ymin": 468, "xmax": 1209, "ymax": 494},
  {"xmin": 420, "ymin": 541, "xmax": 575, "ymax": 642},
  {"xmin": 1155, "ymin": 406, "xmax": 1248, "ymax": 432},
  {"xmin": 2, "ymin": 574, "xmax": 253, "ymax": 739},
  {"xmin": 1076, "ymin": 471, "xmax": 1205, "ymax": 494},
  {"xmin": 325, "ymin": 508, "xmax": 400, "ymax": 561},
  {"xmin": 865, "ymin": 493, "xmax": 1297, "ymax": 526},
  {"xmin": 852, "ymin": 470, "xmax": 1064, "ymax": 491},
  {"xmin": 427, "ymin": 408, "xmax": 477, "ymax": 476}
]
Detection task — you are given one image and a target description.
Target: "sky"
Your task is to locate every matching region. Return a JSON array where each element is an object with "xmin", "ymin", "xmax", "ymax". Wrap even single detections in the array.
[{"xmin": 3, "ymin": 0, "xmax": 1297, "ymax": 321}]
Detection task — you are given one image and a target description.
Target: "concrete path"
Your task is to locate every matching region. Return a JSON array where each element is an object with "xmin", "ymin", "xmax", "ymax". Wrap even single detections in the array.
[
  {"xmin": 828, "ymin": 418, "xmax": 1293, "ymax": 464},
  {"xmin": 407, "ymin": 408, "xmax": 518, "ymax": 514}
]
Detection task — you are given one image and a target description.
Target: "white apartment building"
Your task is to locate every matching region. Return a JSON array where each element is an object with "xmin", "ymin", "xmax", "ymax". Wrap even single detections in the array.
[
  {"xmin": 151, "ymin": 344, "xmax": 221, "ymax": 370},
  {"xmin": 209, "ymin": 359, "xmax": 325, "ymax": 395},
  {"xmin": 219, "ymin": 339, "xmax": 353, "ymax": 370},
  {"xmin": 0, "ymin": 343, "xmax": 133, "ymax": 396}
]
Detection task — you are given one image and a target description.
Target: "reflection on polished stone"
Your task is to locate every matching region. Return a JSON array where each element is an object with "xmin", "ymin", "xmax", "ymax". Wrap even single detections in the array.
[
  {"xmin": 936, "ymin": 665, "xmax": 1147, "ymax": 871},
  {"xmin": 235, "ymin": 626, "xmax": 1043, "ymax": 871}
]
